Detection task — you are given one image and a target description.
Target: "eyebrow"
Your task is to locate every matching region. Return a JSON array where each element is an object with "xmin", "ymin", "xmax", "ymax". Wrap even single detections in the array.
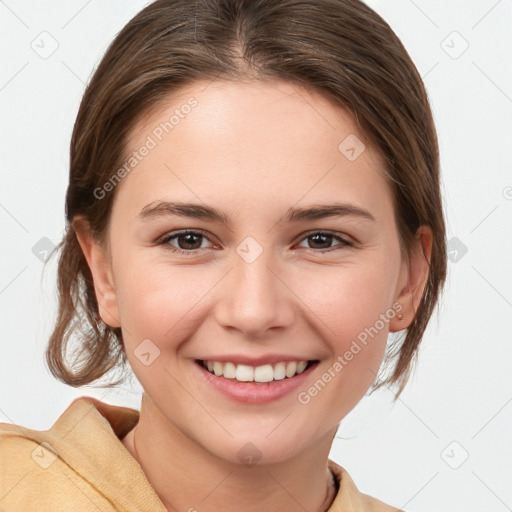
[{"xmin": 138, "ymin": 200, "xmax": 376, "ymax": 224}]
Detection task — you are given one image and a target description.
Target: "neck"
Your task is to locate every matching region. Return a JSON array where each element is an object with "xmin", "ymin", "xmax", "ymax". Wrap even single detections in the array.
[{"xmin": 122, "ymin": 394, "xmax": 338, "ymax": 512}]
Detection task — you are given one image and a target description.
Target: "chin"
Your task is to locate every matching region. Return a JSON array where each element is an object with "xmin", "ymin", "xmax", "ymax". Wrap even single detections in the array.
[{"xmin": 199, "ymin": 428, "xmax": 314, "ymax": 467}]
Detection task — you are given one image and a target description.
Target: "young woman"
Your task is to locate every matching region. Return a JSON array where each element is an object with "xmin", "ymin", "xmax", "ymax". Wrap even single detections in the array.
[{"xmin": 0, "ymin": 0, "xmax": 446, "ymax": 510}]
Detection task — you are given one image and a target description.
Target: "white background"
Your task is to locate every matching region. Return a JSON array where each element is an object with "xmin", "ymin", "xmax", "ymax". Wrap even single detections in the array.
[{"xmin": 0, "ymin": 1, "xmax": 511, "ymax": 511}]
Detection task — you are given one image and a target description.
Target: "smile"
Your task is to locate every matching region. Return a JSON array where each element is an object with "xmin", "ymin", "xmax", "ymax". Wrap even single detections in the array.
[
  {"xmin": 194, "ymin": 358, "xmax": 319, "ymax": 404},
  {"xmin": 198, "ymin": 359, "xmax": 314, "ymax": 383}
]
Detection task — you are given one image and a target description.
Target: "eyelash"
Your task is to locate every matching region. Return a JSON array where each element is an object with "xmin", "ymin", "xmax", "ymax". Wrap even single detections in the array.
[{"xmin": 158, "ymin": 229, "xmax": 354, "ymax": 256}]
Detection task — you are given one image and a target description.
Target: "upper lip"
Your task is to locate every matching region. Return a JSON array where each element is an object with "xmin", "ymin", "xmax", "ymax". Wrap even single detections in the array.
[{"xmin": 196, "ymin": 354, "xmax": 318, "ymax": 366}]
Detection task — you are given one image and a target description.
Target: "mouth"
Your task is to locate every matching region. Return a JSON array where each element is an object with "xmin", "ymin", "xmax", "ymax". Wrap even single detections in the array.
[
  {"xmin": 194, "ymin": 358, "xmax": 320, "ymax": 404},
  {"xmin": 196, "ymin": 359, "xmax": 318, "ymax": 383}
]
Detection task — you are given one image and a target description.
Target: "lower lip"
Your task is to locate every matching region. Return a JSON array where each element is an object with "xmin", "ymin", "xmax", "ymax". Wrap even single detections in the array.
[{"xmin": 194, "ymin": 360, "xmax": 319, "ymax": 404}]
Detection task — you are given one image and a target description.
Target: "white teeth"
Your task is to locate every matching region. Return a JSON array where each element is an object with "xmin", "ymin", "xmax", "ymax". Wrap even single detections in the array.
[
  {"xmin": 223, "ymin": 362, "xmax": 236, "ymax": 379},
  {"xmin": 201, "ymin": 360, "xmax": 312, "ymax": 382},
  {"xmin": 296, "ymin": 361, "xmax": 308, "ymax": 374},
  {"xmin": 235, "ymin": 364, "xmax": 254, "ymax": 382},
  {"xmin": 254, "ymin": 364, "xmax": 274, "ymax": 383},
  {"xmin": 213, "ymin": 362, "xmax": 223, "ymax": 376},
  {"xmin": 273, "ymin": 362, "xmax": 286, "ymax": 380},
  {"xmin": 285, "ymin": 361, "xmax": 297, "ymax": 378}
]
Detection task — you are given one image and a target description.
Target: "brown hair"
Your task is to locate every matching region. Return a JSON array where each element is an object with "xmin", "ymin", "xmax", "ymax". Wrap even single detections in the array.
[{"xmin": 45, "ymin": 0, "xmax": 447, "ymax": 398}]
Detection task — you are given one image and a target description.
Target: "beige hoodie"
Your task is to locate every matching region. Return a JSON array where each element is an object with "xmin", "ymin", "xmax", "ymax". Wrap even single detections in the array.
[{"xmin": 0, "ymin": 396, "xmax": 403, "ymax": 511}]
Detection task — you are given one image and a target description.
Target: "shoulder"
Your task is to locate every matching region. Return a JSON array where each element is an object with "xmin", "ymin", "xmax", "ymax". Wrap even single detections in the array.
[
  {"xmin": 0, "ymin": 398, "xmax": 130, "ymax": 511},
  {"xmin": 328, "ymin": 459, "xmax": 406, "ymax": 512},
  {"xmin": 0, "ymin": 421, "xmax": 104, "ymax": 510},
  {"xmin": 359, "ymin": 492, "xmax": 406, "ymax": 511},
  {"xmin": 0, "ymin": 419, "xmax": 46, "ymax": 473}
]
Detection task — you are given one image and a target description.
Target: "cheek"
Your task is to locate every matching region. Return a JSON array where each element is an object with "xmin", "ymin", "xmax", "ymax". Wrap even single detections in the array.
[
  {"xmin": 292, "ymin": 257, "xmax": 396, "ymax": 409},
  {"xmin": 114, "ymin": 257, "xmax": 214, "ymax": 344},
  {"xmin": 294, "ymin": 258, "xmax": 395, "ymax": 344}
]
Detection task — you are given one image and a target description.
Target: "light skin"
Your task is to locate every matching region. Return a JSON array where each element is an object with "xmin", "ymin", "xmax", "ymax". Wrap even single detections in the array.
[{"xmin": 74, "ymin": 79, "xmax": 432, "ymax": 512}]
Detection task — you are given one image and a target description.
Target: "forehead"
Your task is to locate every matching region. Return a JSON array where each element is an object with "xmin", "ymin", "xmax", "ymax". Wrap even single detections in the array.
[
  {"xmin": 116, "ymin": 79, "xmax": 394, "ymax": 224},
  {"xmin": 130, "ymin": 79, "xmax": 367, "ymax": 157}
]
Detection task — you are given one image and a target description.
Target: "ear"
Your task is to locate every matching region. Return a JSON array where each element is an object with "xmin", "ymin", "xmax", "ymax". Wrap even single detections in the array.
[
  {"xmin": 388, "ymin": 225, "xmax": 433, "ymax": 332},
  {"xmin": 72, "ymin": 216, "xmax": 121, "ymax": 328}
]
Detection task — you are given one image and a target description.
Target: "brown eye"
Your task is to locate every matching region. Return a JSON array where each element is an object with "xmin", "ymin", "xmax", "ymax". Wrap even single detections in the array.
[
  {"xmin": 307, "ymin": 233, "xmax": 334, "ymax": 249},
  {"xmin": 159, "ymin": 230, "xmax": 214, "ymax": 255},
  {"xmin": 174, "ymin": 232, "xmax": 203, "ymax": 250},
  {"xmin": 297, "ymin": 231, "xmax": 353, "ymax": 252}
]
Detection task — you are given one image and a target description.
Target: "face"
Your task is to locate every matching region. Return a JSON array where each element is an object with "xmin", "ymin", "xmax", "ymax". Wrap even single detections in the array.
[{"xmin": 78, "ymin": 79, "xmax": 427, "ymax": 465}]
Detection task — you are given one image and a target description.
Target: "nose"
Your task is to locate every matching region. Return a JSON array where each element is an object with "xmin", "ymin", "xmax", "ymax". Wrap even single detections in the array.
[{"xmin": 213, "ymin": 248, "xmax": 296, "ymax": 338}]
